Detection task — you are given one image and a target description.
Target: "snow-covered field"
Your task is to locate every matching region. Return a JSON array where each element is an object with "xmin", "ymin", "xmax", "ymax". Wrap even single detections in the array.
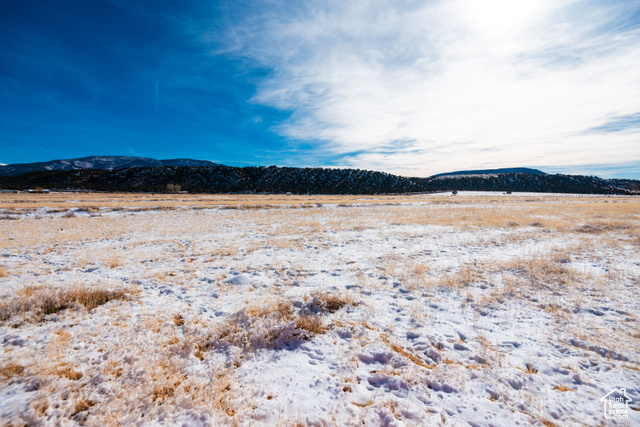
[{"xmin": 1, "ymin": 194, "xmax": 639, "ymax": 426}]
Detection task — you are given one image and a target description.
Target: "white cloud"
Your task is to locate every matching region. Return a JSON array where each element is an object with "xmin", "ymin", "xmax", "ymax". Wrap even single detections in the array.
[{"xmin": 223, "ymin": 0, "xmax": 640, "ymax": 176}]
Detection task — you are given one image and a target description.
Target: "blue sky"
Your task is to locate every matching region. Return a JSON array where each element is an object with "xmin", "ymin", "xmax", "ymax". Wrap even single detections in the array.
[{"xmin": 1, "ymin": 0, "xmax": 640, "ymax": 178}]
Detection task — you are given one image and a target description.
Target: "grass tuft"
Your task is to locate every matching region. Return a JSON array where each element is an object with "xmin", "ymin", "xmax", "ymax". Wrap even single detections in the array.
[
  {"xmin": 59, "ymin": 367, "xmax": 83, "ymax": 380},
  {"xmin": 72, "ymin": 399, "xmax": 95, "ymax": 416},
  {"xmin": 307, "ymin": 292, "xmax": 356, "ymax": 314},
  {"xmin": 0, "ymin": 362, "xmax": 24, "ymax": 380},
  {"xmin": 0, "ymin": 285, "xmax": 128, "ymax": 322},
  {"xmin": 174, "ymin": 314, "xmax": 185, "ymax": 326},
  {"xmin": 552, "ymin": 385, "xmax": 573, "ymax": 392},
  {"xmin": 70, "ymin": 287, "xmax": 127, "ymax": 311},
  {"xmin": 152, "ymin": 385, "xmax": 176, "ymax": 403},
  {"xmin": 295, "ymin": 314, "xmax": 326, "ymax": 335}
]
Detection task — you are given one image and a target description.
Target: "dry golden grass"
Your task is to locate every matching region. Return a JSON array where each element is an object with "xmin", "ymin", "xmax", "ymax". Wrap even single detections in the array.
[
  {"xmin": 107, "ymin": 254, "xmax": 121, "ymax": 269},
  {"xmin": 58, "ymin": 366, "xmax": 83, "ymax": 381},
  {"xmin": 3, "ymin": 192, "xmax": 638, "ymax": 226},
  {"xmin": 295, "ymin": 314, "xmax": 326, "ymax": 335},
  {"xmin": 70, "ymin": 287, "xmax": 128, "ymax": 311},
  {"xmin": 311, "ymin": 292, "xmax": 357, "ymax": 313},
  {"xmin": 0, "ymin": 267, "xmax": 8, "ymax": 278},
  {"xmin": 1, "ymin": 193, "xmax": 639, "ymax": 424},
  {"xmin": 53, "ymin": 328, "xmax": 71, "ymax": 344},
  {"xmin": 552, "ymin": 386, "xmax": 573, "ymax": 392},
  {"xmin": 433, "ymin": 264, "xmax": 479, "ymax": 290},
  {"xmin": 351, "ymin": 398, "xmax": 375, "ymax": 408},
  {"xmin": 384, "ymin": 197, "xmax": 640, "ymax": 232},
  {"xmin": 200, "ymin": 302, "xmax": 325, "ymax": 360},
  {"xmin": 380, "ymin": 334, "xmax": 434, "ymax": 370},
  {"xmin": 246, "ymin": 299, "xmax": 294, "ymax": 322},
  {"xmin": 0, "ymin": 192, "xmax": 447, "ymax": 211},
  {"xmin": 0, "ymin": 285, "xmax": 129, "ymax": 322},
  {"xmin": 174, "ymin": 313, "xmax": 185, "ymax": 326},
  {"xmin": 3, "ymin": 194, "xmax": 639, "ymax": 254},
  {"xmin": 0, "ymin": 362, "xmax": 24, "ymax": 380},
  {"xmin": 409, "ymin": 262, "xmax": 429, "ymax": 276},
  {"xmin": 390, "ymin": 343, "xmax": 434, "ymax": 369},
  {"xmin": 152, "ymin": 384, "xmax": 177, "ymax": 403},
  {"xmin": 18, "ymin": 285, "xmax": 43, "ymax": 298},
  {"xmin": 71, "ymin": 399, "xmax": 95, "ymax": 416}
]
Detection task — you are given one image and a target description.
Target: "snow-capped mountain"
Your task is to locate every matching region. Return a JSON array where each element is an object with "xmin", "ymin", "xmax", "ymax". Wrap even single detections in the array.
[{"xmin": 0, "ymin": 156, "xmax": 219, "ymax": 176}]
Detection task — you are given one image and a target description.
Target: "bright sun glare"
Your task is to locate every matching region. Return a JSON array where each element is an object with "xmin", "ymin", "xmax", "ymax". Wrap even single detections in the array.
[{"xmin": 460, "ymin": 0, "xmax": 552, "ymax": 35}]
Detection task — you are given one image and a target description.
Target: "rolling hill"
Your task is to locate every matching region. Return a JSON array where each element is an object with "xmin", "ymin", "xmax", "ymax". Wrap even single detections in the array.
[
  {"xmin": 433, "ymin": 167, "xmax": 546, "ymax": 177},
  {"xmin": 0, "ymin": 164, "xmax": 638, "ymax": 195}
]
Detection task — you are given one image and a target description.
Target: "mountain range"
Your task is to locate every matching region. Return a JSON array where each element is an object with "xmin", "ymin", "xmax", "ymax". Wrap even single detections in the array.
[
  {"xmin": 433, "ymin": 167, "xmax": 546, "ymax": 177},
  {"xmin": 0, "ymin": 156, "xmax": 218, "ymax": 176},
  {"xmin": 0, "ymin": 156, "xmax": 638, "ymax": 195}
]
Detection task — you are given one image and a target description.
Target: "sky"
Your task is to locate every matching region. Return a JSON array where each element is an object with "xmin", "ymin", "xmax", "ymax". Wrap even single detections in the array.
[{"xmin": 1, "ymin": 0, "xmax": 640, "ymax": 178}]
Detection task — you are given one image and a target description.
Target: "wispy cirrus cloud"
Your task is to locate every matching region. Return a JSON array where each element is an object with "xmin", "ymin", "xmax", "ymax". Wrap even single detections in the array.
[
  {"xmin": 585, "ymin": 112, "xmax": 640, "ymax": 133},
  {"xmin": 2, "ymin": 0, "xmax": 638, "ymax": 177},
  {"xmin": 219, "ymin": 0, "xmax": 640, "ymax": 176}
]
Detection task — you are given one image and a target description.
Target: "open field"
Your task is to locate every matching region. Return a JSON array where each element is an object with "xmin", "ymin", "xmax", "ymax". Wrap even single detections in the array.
[
  {"xmin": 1, "ymin": 191, "xmax": 638, "ymax": 211},
  {"xmin": 1, "ymin": 192, "xmax": 639, "ymax": 425}
]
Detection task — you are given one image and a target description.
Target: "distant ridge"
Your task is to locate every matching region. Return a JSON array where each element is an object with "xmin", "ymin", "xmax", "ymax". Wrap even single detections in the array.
[
  {"xmin": 159, "ymin": 158, "xmax": 220, "ymax": 167},
  {"xmin": 0, "ymin": 156, "xmax": 219, "ymax": 176},
  {"xmin": 433, "ymin": 167, "xmax": 546, "ymax": 177},
  {"xmin": 0, "ymin": 166, "xmax": 423, "ymax": 195},
  {"xmin": 411, "ymin": 172, "xmax": 639, "ymax": 194},
  {"xmin": 0, "ymin": 165, "xmax": 638, "ymax": 195}
]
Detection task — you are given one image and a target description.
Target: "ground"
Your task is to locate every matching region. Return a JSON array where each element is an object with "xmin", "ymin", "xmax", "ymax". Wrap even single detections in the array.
[{"xmin": 0, "ymin": 192, "xmax": 639, "ymax": 426}]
